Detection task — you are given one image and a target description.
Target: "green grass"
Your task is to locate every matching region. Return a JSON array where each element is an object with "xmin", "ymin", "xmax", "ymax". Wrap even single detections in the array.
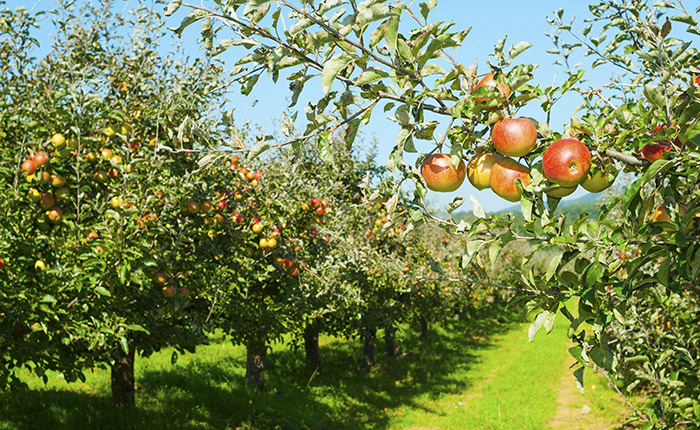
[{"xmin": 0, "ymin": 310, "xmax": 625, "ymax": 430}]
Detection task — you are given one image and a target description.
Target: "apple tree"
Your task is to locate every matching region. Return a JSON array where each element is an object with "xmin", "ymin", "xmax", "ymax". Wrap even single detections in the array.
[{"xmin": 0, "ymin": 1, "xmax": 231, "ymax": 408}]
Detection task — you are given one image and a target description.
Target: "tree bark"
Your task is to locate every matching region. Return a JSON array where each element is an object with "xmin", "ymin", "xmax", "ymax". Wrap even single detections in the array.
[
  {"xmin": 384, "ymin": 323, "xmax": 399, "ymax": 358},
  {"xmin": 303, "ymin": 324, "xmax": 322, "ymax": 373},
  {"xmin": 245, "ymin": 337, "xmax": 266, "ymax": 391},
  {"xmin": 111, "ymin": 346, "xmax": 135, "ymax": 409},
  {"xmin": 361, "ymin": 327, "xmax": 376, "ymax": 371},
  {"xmin": 419, "ymin": 316, "xmax": 429, "ymax": 343}
]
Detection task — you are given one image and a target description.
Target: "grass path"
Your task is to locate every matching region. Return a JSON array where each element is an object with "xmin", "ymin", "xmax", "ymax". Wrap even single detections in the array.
[{"xmin": 0, "ymin": 314, "xmax": 627, "ymax": 429}]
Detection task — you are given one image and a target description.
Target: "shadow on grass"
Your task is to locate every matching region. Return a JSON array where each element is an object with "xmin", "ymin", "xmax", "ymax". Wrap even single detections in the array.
[{"xmin": 0, "ymin": 308, "xmax": 521, "ymax": 430}]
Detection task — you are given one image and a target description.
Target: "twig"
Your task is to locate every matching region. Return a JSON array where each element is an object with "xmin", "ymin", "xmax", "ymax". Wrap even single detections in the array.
[
  {"xmin": 402, "ymin": 275, "xmax": 565, "ymax": 296},
  {"xmin": 597, "ymin": 365, "xmax": 649, "ymax": 422}
]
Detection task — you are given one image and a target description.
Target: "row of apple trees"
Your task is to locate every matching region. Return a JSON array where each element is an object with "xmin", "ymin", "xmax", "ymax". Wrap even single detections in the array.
[
  {"xmin": 0, "ymin": 0, "xmax": 499, "ymax": 409},
  {"xmin": 167, "ymin": 0, "xmax": 700, "ymax": 427}
]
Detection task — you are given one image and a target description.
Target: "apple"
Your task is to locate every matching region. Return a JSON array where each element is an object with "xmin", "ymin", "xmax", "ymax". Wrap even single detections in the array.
[
  {"xmin": 162, "ymin": 286, "xmax": 176, "ymax": 297},
  {"xmin": 85, "ymin": 231, "xmax": 99, "ymax": 242},
  {"xmin": 544, "ymin": 184, "xmax": 577, "ymax": 198},
  {"xmin": 542, "ymin": 138, "xmax": 591, "ymax": 187},
  {"xmin": 155, "ymin": 271, "xmax": 168, "ymax": 284},
  {"xmin": 0, "ymin": 258, "xmax": 5, "ymax": 270},
  {"xmin": 101, "ymin": 148, "xmax": 113, "ymax": 159},
  {"xmin": 252, "ymin": 222, "xmax": 263, "ymax": 233},
  {"xmin": 85, "ymin": 152, "xmax": 98, "ymax": 163},
  {"xmin": 51, "ymin": 133, "xmax": 65, "ymax": 147},
  {"xmin": 213, "ymin": 214, "xmax": 225, "ymax": 224},
  {"xmin": 218, "ymin": 200, "xmax": 227, "ymax": 210},
  {"xmin": 310, "ymin": 197, "xmax": 321, "ymax": 208},
  {"xmin": 185, "ymin": 201, "xmax": 200, "ymax": 213},
  {"xmin": 33, "ymin": 152, "xmax": 49, "ymax": 167},
  {"xmin": 267, "ymin": 237, "xmax": 277, "ymax": 248},
  {"xmin": 178, "ymin": 287, "xmax": 190, "ymax": 298},
  {"xmin": 640, "ymin": 143, "xmax": 670, "ymax": 163},
  {"xmin": 200, "ymin": 200, "xmax": 213, "ymax": 212},
  {"xmin": 21, "ymin": 159, "xmax": 37, "ymax": 174},
  {"xmin": 46, "ymin": 207, "xmax": 63, "ymax": 224},
  {"xmin": 467, "ymin": 152, "xmax": 502, "ymax": 190},
  {"xmin": 491, "ymin": 118, "xmax": 537, "ymax": 157},
  {"xmin": 315, "ymin": 206, "xmax": 325, "ymax": 215},
  {"xmin": 420, "ymin": 153, "xmax": 466, "ymax": 192},
  {"xmin": 473, "ymin": 72, "xmax": 512, "ymax": 105},
  {"xmin": 55, "ymin": 187, "xmax": 70, "ymax": 200},
  {"xmin": 51, "ymin": 175, "xmax": 66, "ymax": 187},
  {"xmin": 27, "ymin": 188, "xmax": 41, "ymax": 203},
  {"xmin": 581, "ymin": 162, "xmax": 617, "ymax": 193},
  {"xmin": 40, "ymin": 194, "xmax": 56, "ymax": 210},
  {"xmin": 489, "ymin": 157, "xmax": 530, "ymax": 202},
  {"xmin": 34, "ymin": 260, "xmax": 46, "ymax": 271},
  {"xmin": 321, "ymin": 198, "xmax": 329, "ymax": 207},
  {"xmin": 37, "ymin": 171, "xmax": 51, "ymax": 183}
]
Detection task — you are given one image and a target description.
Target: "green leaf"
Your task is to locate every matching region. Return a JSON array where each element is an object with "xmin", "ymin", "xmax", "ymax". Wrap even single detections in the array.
[
  {"xmin": 247, "ymin": 141, "xmax": 270, "ymax": 161},
  {"xmin": 420, "ymin": 63, "xmax": 445, "ymax": 77},
  {"xmin": 573, "ymin": 367, "xmax": 585, "ymax": 395},
  {"xmin": 447, "ymin": 197, "xmax": 465, "ymax": 213},
  {"xmin": 508, "ymin": 41, "xmax": 532, "ymax": 60},
  {"xmin": 243, "ymin": 0, "xmax": 271, "ymax": 15},
  {"xmin": 528, "ymin": 311, "xmax": 548, "ymax": 342},
  {"xmin": 354, "ymin": 68, "xmax": 389, "ymax": 86},
  {"xmin": 164, "ymin": 0, "xmax": 182, "ymax": 17},
  {"xmin": 119, "ymin": 336, "xmax": 129, "ymax": 355},
  {"xmin": 40, "ymin": 295, "xmax": 57, "ymax": 304},
  {"xmin": 671, "ymin": 14, "xmax": 698, "ymax": 26},
  {"xmin": 321, "ymin": 52, "xmax": 354, "ymax": 95},
  {"xmin": 643, "ymin": 84, "xmax": 665, "ymax": 108},
  {"xmin": 419, "ymin": 0, "xmax": 437, "ymax": 20},
  {"xmin": 545, "ymin": 248, "xmax": 564, "ymax": 282},
  {"xmin": 95, "ymin": 286, "xmax": 111, "ymax": 297},
  {"xmin": 384, "ymin": 16, "xmax": 399, "ymax": 51}
]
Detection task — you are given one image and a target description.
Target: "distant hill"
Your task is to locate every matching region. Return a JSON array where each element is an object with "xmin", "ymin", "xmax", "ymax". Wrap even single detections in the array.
[{"xmin": 452, "ymin": 192, "xmax": 607, "ymax": 224}]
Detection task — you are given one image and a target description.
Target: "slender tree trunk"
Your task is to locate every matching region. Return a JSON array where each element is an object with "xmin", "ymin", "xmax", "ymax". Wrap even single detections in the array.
[
  {"xmin": 111, "ymin": 347, "xmax": 135, "ymax": 409},
  {"xmin": 361, "ymin": 327, "xmax": 376, "ymax": 371},
  {"xmin": 419, "ymin": 316, "xmax": 429, "ymax": 343},
  {"xmin": 245, "ymin": 337, "xmax": 266, "ymax": 391},
  {"xmin": 384, "ymin": 323, "xmax": 399, "ymax": 358},
  {"xmin": 304, "ymin": 324, "xmax": 322, "ymax": 373}
]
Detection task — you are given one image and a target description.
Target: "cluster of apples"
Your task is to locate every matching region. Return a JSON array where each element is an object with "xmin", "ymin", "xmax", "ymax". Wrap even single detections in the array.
[
  {"xmin": 22, "ymin": 134, "xmax": 71, "ymax": 224},
  {"xmin": 420, "ymin": 70, "xmax": 622, "ymax": 202},
  {"xmin": 421, "ymin": 118, "xmax": 616, "ymax": 202}
]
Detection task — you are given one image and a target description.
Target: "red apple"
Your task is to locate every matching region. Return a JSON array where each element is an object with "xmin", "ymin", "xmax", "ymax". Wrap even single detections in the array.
[
  {"xmin": 310, "ymin": 198, "xmax": 321, "ymax": 208},
  {"xmin": 473, "ymin": 72, "xmax": 512, "ymax": 105},
  {"xmin": 491, "ymin": 118, "xmax": 537, "ymax": 157},
  {"xmin": 640, "ymin": 143, "xmax": 670, "ymax": 163},
  {"xmin": 542, "ymin": 138, "xmax": 591, "ymax": 187},
  {"xmin": 33, "ymin": 152, "xmax": 49, "ymax": 167},
  {"xmin": 467, "ymin": 152, "xmax": 502, "ymax": 190},
  {"xmin": 489, "ymin": 157, "xmax": 530, "ymax": 202},
  {"xmin": 420, "ymin": 153, "xmax": 466, "ymax": 192},
  {"xmin": 39, "ymin": 194, "xmax": 56, "ymax": 210},
  {"xmin": 218, "ymin": 200, "xmax": 227, "ymax": 210},
  {"xmin": 315, "ymin": 206, "xmax": 325, "ymax": 215},
  {"xmin": 46, "ymin": 206, "xmax": 63, "ymax": 224},
  {"xmin": 21, "ymin": 159, "xmax": 37, "ymax": 174},
  {"xmin": 0, "ymin": 258, "xmax": 5, "ymax": 270}
]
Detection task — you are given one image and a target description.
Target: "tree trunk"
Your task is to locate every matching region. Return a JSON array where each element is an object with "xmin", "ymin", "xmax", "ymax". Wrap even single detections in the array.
[
  {"xmin": 419, "ymin": 316, "xmax": 429, "ymax": 343},
  {"xmin": 111, "ymin": 346, "xmax": 135, "ymax": 409},
  {"xmin": 384, "ymin": 323, "xmax": 399, "ymax": 358},
  {"xmin": 245, "ymin": 337, "xmax": 266, "ymax": 391},
  {"xmin": 361, "ymin": 327, "xmax": 376, "ymax": 371},
  {"xmin": 304, "ymin": 324, "xmax": 322, "ymax": 373}
]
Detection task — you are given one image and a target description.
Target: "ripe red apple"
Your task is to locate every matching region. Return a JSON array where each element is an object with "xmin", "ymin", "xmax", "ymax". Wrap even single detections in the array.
[
  {"xmin": 46, "ymin": 206, "xmax": 63, "ymax": 224},
  {"xmin": 33, "ymin": 152, "xmax": 49, "ymax": 167},
  {"xmin": 467, "ymin": 152, "xmax": 502, "ymax": 190},
  {"xmin": 0, "ymin": 257, "xmax": 5, "ymax": 270},
  {"xmin": 315, "ymin": 206, "xmax": 325, "ymax": 215},
  {"xmin": 218, "ymin": 200, "xmax": 227, "ymax": 210},
  {"xmin": 542, "ymin": 138, "xmax": 591, "ymax": 187},
  {"xmin": 21, "ymin": 159, "xmax": 37, "ymax": 174},
  {"xmin": 473, "ymin": 72, "xmax": 512, "ymax": 105},
  {"xmin": 310, "ymin": 197, "xmax": 321, "ymax": 208},
  {"xmin": 640, "ymin": 143, "xmax": 670, "ymax": 163},
  {"xmin": 420, "ymin": 153, "xmax": 466, "ymax": 192},
  {"xmin": 491, "ymin": 118, "xmax": 537, "ymax": 157},
  {"xmin": 489, "ymin": 157, "xmax": 531, "ymax": 202},
  {"xmin": 39, "ymin": 194, "xmax": 56, "ymax": 210}
]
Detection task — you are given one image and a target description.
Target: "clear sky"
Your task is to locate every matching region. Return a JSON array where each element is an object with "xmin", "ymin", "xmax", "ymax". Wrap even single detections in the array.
[{"xmin": 23, "ymin": 0, "xmax": 614, "ymax": 212}]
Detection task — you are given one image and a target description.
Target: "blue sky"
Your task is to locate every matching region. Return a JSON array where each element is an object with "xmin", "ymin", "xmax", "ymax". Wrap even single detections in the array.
[{"xmin": 23, "ymin": 0, "xmax": 613, "ymax": 212}]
